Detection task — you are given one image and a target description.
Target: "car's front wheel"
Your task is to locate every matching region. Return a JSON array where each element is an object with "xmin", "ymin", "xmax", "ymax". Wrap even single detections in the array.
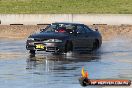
[
  {"xmin": 65, "ymin": 41, "xmax": 73, "ymax": 53},
  {"xmin": 29, "ymin": 50, "xmax": 35, "ymax": 55}
]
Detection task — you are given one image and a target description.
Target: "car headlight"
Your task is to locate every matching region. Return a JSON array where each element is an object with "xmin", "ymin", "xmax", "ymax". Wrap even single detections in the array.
[
  {"xmin": 44, "ymin": 39, "xmax": 63, "ymax": 43},
  {"xmin": 54, "ymin": 39, "xmax": 63, "ymax": 42},
  {"xmin": 27, "ymin": 38, "xmax": 34, "ymax": 41}
]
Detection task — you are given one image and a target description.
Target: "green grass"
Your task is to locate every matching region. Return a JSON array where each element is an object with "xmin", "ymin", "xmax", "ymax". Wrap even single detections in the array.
[{"xmin": 0, "ymin": 0, "xmax": 132, "ymax": 14}]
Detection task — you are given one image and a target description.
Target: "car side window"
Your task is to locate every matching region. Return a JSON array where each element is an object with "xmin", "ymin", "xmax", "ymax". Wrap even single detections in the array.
[
  {"xmin": 84, "ymin": 26, "xmax": 92, "ymax": 33},
  {"xmin": 76, "ymin": 25, "xmax": 86, "ymax": 34}
]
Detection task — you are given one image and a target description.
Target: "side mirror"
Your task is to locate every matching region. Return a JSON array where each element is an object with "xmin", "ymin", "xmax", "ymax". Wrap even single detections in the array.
[{"xmin": 95, "ymin": 29, "xmax": 98, "ymax": 31}]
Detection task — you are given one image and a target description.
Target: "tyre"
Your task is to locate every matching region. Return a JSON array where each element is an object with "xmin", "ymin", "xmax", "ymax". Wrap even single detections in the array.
[
  {"xmin": 29, "ymin": 50, "xmax": 35, "ymax": 55},
  {"xmin": 65, "ymin": 41, "xmax": 73, "ymax": 53},
  {"xmin": 92, "ymin": 40, "xmax": 99, "ymax": 50}
]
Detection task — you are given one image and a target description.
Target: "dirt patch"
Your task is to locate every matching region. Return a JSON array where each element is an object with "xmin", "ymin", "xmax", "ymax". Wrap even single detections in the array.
[
  {"xmin": 91, "ymin": 25, "xmax": 132, "ymax": 40},
  {"xmin": 0, "ymin": 25, "xmax": 47, "ymax": 39},
  {"xmin": 0, "ymin": 25, "xmax": 132, "ymax": 40}
]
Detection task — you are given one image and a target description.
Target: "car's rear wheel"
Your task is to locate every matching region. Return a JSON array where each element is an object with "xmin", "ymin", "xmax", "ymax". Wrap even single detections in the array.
[
  {"xmin": 92, "ymin": 40, "xmax": 99, "ymax": 50},
  {"xmin": 29, "ymin": 50, "xmax": 35, "ymax": 55},
  {"xmin": 65, "ymin": 41, "xmax": 73, "ymax": 53}
]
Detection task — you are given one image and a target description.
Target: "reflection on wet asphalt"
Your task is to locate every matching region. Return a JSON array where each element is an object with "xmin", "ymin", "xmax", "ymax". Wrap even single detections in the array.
[{"xmin": 0, "ymin": 39, "xmax": 132, "ymax": 88}]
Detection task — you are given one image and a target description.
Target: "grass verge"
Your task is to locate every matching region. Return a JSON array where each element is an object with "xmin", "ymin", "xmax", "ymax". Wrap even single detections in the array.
[{"xmin": 0, "ymin": 0, "xmax": 132, "ymax": 14}]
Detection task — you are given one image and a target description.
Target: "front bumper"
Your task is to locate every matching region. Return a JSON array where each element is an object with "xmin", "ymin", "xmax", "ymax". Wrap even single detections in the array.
[{"xmin": 26, "ymin": 41, "xmax": 65, "ymax": 52}]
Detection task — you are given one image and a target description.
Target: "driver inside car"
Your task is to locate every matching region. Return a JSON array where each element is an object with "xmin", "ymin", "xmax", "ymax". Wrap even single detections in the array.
[{"xmin": 55, "ymin": 27, "xmax": 66, "ymax": 33}]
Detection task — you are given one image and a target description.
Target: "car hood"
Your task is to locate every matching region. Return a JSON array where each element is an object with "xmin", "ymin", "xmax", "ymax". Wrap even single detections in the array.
[{"xmin": 29, "ymin": 32, "xmax": 69, "ymax": 39}]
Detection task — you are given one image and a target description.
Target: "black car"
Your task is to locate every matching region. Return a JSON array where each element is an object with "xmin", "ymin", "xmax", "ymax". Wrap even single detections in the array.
[{"xmin": 26, "ymin": 22, "xmax": 102, "ymax": 54}]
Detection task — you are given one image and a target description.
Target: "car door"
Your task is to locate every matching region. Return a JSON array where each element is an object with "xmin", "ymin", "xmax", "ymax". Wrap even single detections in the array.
[
  {"xmin": 83, "ymin": 26, "xmax": 95, "ymax": 49},
  {"xmin": 73, "ymin": 25, "xmax": 91, "ymax": 50}
]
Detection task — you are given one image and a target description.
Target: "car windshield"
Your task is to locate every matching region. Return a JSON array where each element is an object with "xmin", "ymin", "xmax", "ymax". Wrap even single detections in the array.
[{"xmin": 43, "ymin": 23, "xmax": 76, "ymax": 33}]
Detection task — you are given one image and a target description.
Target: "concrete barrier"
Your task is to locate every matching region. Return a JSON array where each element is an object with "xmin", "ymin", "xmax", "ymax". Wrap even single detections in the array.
[{"xmin": 0, "ymin": 14, "xmax": 132, "ymax": 25}]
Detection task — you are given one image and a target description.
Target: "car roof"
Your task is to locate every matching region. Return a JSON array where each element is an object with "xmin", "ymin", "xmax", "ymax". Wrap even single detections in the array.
[{"xmin": 53, "ymin": 22, "xmax": 84, "ymax": 25}]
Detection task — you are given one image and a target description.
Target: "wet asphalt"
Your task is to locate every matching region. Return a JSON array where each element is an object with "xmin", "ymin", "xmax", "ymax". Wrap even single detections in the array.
[{"xmin": 0, "ymin": 38, "xmax": 132, "ymax": 88}]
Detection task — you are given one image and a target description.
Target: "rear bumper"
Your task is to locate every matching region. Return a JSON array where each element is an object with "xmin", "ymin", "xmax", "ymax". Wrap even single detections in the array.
[{"xmin": 26, "ymin": 42, "xmax": 65, "ymax": 52}]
